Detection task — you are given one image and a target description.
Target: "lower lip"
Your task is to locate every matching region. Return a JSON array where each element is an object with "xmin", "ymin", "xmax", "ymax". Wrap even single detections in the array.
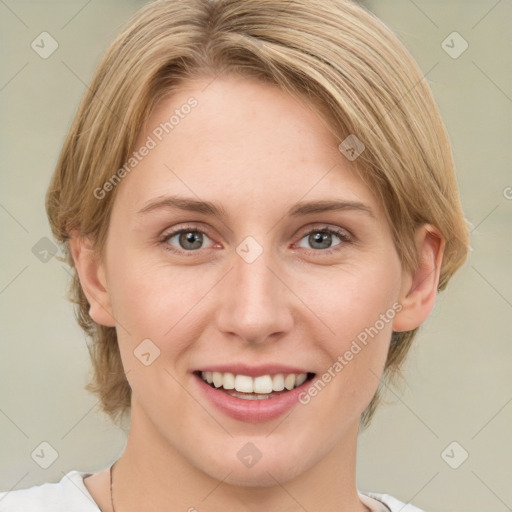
[{"xmin": 193, "ymin": 373, "xmax": 312, "ymax": 423}]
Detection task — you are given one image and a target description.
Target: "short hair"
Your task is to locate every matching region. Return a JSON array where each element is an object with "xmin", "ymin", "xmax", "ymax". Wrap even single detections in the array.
[{"xmin": 45, "ymin": 0, "xmax": 470, "ymax": 428}]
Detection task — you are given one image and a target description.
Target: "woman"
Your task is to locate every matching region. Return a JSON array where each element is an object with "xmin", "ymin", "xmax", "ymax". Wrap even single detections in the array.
[{"xmin": 0, "ymin": 0, "xmax": 469, "ymax": 510}]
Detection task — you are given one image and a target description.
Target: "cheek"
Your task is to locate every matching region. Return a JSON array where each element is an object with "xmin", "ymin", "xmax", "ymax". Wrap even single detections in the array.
[
  {"xmin": 301, "ymin": 261, "xmax": 401, "ymax": 403},
  {"xmin": 302, "ymin": 260, "xmax": 401, "ymax": 343},
  {"xmin": 106, "ymin": 258, "xmax": 205, "ymax": 404},
  {"xmin": 107, "ymin": 251, "xmax": 199, "ymax": 332}
]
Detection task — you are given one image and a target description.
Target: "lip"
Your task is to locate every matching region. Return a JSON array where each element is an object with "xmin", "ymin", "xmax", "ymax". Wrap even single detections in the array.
[
  {"xmin": 192, "ymin": 363, "xmax": 310, "ymax": 377},
  {"xmin": 193, "ymin": 372, "xmax": 314, "ymax": 423}
]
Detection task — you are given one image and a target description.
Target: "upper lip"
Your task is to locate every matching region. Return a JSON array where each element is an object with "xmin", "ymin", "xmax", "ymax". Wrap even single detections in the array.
[{"xmin": 193, "ymin": 363, "xmax": 313, "ymax": 377}]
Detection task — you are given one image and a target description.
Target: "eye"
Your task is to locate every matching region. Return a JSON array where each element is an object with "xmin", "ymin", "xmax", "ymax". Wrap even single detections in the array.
[
  {"xmin": 159, "ymin": 224, "xmax": 352, "ymax": 255},
  {"xmin": 296, "ymin": 226, "xmax": 351, "ymax": 252},
  {"xmin": 161, "ymin": 226, "xmax": 215, "ymax": 253}
]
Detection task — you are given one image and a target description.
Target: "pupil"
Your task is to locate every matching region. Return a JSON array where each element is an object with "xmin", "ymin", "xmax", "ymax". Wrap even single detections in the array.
[
  {"xmin": 180, "ymin": 231, "xmax": 202, "ymax": 250},
  {"xmin": 311, "ymin": 231, "xmax": 331, "ymax": 249}
]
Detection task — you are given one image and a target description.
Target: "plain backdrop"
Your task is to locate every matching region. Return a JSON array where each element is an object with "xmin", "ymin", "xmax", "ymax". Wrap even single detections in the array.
[{"xmin": 0, "ymin": 1, "xmax": 511, "ymax": 511}]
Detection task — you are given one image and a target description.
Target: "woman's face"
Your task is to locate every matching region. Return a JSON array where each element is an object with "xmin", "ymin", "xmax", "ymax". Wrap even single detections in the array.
[{"xmin": 98, "ymin": 74, "xmax": 407, "ymax": 485}]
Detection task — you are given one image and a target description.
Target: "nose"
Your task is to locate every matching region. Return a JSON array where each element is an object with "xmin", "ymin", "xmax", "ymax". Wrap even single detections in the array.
[{"xmin": 215, "ymin": 243, "xmax": 294, "ymax": 345}]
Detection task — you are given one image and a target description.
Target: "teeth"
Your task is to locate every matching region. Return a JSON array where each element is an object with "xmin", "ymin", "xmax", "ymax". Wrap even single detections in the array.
[
  {"xmin": 212, "ymin": 372, "xmax": 223, "ymax": 388},
  {"xmin": 200, "ymin": 371, "xmax": 309, "ymax": 393},
  {"xmin": 226, "ymin": 391, "xmax": 273, "ymax": 400},
  {"xmin": 234, "ymin": 374, "xmax": 253, "ymax": 393},
  {"xmin": 295, "ymin": 373, "xmax": 307, "ymax": 387},
  {"xmin": 222, "ymin": 372, "xmax": 235, "ymax": 390},
  {"xmin": 284, "ymin": 374, "xmax": 295, "ymax": 390},
  {"xmin": 254, "ymin": 375, "xmax": 273, "ymax": 394},
  {"xmin": 272, "ymin": 374, "xmax": 285, "ymax": 391}
]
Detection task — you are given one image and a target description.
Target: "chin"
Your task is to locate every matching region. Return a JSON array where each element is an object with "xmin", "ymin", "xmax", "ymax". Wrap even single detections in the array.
[
  {"xmin": 193, "ymin": 444, "xmax": 315, "ymax": 488},
  {"xmin": 213, "ymin": 461, "xmax": 308, "ymax": 488}
]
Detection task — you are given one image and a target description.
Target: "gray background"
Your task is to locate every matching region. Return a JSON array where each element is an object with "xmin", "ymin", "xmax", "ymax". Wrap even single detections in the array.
[{"xmin": 0, "ymin": 1, "xmax": 511, "ymax": 511}]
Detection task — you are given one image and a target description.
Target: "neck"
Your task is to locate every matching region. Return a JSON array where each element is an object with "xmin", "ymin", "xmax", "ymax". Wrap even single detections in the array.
[{"xmin": 112, "ymin": 402, "xmax": 368, "ymax": 512}]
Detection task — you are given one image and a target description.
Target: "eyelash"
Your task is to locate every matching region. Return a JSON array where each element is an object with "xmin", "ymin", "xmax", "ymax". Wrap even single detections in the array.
[{"xmin": 158, "ymin": 224, "xmax": 352, "ymax": 256}]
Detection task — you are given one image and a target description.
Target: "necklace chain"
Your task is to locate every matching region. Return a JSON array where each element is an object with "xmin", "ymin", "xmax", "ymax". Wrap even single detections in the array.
[{"xmin": 110, "ymin": 461, "xmax": 116, "ymax": 512}]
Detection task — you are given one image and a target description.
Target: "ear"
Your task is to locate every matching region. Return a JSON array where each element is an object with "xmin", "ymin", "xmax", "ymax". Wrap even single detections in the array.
[
  {"xmin": 392, "ymin": 224, "xmax": 445, "ymax": 332},
  {"xmin": 68, "ymin": 232, "xmax": 116, "ymax": 327}
]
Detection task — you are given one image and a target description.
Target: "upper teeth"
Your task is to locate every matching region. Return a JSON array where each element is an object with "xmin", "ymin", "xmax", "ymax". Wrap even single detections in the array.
[{"xmin": 201, "ymin": 371, "xmax": 308, "ymax": 393}]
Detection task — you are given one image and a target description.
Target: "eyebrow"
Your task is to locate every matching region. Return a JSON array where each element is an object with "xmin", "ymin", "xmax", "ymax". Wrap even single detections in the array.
[{"xmin": 137, "ymin": 195, "xmax": 374, "ymax": 219}]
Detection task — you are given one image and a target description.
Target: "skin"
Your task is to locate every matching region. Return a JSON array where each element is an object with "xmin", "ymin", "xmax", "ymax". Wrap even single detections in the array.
[{"xmin": 71, "ymin": 73, "xmax": 443, "ymax": 512}]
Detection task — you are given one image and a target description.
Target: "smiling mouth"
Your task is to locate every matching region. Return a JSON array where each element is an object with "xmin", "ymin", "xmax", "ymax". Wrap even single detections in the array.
[{"xmin": 194, "ymin": 371, "xmax": 316, "ymax": 400}]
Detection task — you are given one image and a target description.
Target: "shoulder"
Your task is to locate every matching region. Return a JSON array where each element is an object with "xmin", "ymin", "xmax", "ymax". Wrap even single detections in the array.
[
  {"xmin": 0, "ymin": 470, "xmax": 100, "ymax": 512},
  {"xmin": 359, "ymin": 490, "xmax": 424, "ymax": 512}
]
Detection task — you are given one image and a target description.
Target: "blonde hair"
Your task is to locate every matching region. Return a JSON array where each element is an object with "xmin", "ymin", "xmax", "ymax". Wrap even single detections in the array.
[{"xmin": 46, "ymin": 0, "xmax": 469, "ymax": 428}]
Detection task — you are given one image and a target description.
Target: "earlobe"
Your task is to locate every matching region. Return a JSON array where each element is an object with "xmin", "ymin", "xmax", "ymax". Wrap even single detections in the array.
[
  {"xmin": 69, "ymin": 232, "xmax": 116, "ymax": 328},
  {"xmin": 392, "ymin": 225, "xmax": 445, "ymax": 333}
]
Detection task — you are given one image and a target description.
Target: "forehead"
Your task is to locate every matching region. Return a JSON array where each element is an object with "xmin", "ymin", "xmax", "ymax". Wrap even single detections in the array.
[{"xmin": 114, "ymin": 74, "xmax": 379, "ymax": 218}]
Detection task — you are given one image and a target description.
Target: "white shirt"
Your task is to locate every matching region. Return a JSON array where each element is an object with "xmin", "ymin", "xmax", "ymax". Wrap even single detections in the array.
[{"xmin": 0, "ymin": 470, "xmax": 423, "ymax": 511}]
